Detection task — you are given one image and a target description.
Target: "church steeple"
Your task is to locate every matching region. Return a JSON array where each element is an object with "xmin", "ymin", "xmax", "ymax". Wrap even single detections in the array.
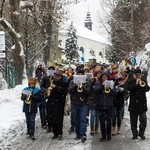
[{"xmin": 84, "ymin": 11, "xmax": 92, "ymax": 31}]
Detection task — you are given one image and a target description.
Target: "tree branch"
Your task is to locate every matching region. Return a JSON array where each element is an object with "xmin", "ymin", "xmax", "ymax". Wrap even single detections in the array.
[{"xmin": 0, "ymin": 0, "xmax": 5, "ymax": 18}]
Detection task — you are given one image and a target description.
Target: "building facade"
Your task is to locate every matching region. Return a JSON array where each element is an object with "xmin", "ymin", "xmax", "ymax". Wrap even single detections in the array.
[{"xmin": 59, "ymin": 23, "xmax": 109, "ymax": 64}]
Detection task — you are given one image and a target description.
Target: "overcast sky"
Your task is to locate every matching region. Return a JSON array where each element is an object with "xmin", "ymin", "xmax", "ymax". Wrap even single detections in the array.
[{"xmin": 67, "ymin": 0, "xmax": 110, "ymax": 38}]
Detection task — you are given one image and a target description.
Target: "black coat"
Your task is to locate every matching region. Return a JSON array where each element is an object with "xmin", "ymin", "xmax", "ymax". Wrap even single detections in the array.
[
  {"xmin": 40, "ymin": 75, "xmax": 52, "ymax": 90},
  {"xmin": 46, "ymin": 77, "xmax": 68, "ymax": 127},
  {"xmin": 93, "ymin": 81, "xmax": 115, "ymax": 109},
  {"xmin": 127, "ymin": 78, "xmax": 150, "ymax": 112},
  {"xmin": 113, "ymin": 81, "xmax": 125, "ymax": 109},
  {"xmin": 68, "ymin": 80, "xmax": 91, "ymax": 105},
  {"xmin": 47, "ymin": 77, "xmax": 68, "ymax": 107},
  {"xmin": 87, "ymin": 78, "xmax": 97, "ymax": 109}
]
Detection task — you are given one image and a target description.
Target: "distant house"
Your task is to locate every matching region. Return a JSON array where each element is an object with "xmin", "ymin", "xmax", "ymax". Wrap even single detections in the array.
[
  {"xmin": 59, "ymin": 23, "xmax": 110, "ymax": 64},
  {"xmin": 59, "ymin": 12, "xmax": 110, "ymax": 64}
]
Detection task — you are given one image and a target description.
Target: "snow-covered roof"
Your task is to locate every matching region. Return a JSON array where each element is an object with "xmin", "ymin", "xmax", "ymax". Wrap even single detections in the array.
[{"xmin": 59, "ymin": 22, "xmax": 110, "ymax": 45}]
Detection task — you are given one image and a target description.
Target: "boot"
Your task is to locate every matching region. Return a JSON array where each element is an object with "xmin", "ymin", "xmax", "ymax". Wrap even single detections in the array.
[
  {"xmin": 117, "ymin": 127, "xmax": 121, "ymax": 134},
  {"xmin": 46, "ymin": 127, "xmax": 51, "ymax": 133},
  {"xmin": 68, "ymin": 125, "xmax": 74, "ymax": 133},
  {"xmin": 94, "ymin": 124, "xmax": 98, "ymax": 134},
  {"xmin": 30, "ymin": 135, "xmax": 35, "ymax": 140},
  {"xmin": 90, "ymin": 126, "xmax": 94, "ymax": 135},
  {"xmin": 111, "ymin": 127, "xmax": 116, "ymax": 136},
  {"xmin": 30, "ymin": 131, "xmax": 35, "ymax": 140}
]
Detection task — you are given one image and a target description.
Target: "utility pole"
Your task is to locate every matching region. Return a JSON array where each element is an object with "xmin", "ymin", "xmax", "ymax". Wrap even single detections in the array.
[{"xmin": 131, "ymin": 0, "xmax": 134, "ymax": 50}]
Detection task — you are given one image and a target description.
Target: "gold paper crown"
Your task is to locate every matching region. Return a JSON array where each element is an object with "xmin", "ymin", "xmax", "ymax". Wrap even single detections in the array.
[{"xmin": 28, "ymin": 77, "xmax": 37, "ymax": 84}]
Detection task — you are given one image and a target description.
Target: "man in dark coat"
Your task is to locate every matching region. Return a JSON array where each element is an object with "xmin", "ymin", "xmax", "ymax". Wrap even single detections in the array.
[
  {"xmin": 46, "ymin": 68, "xmax": 68, "ymax": 140},
  {"xmin": 40, "ymin": 66, "xmax": 55, "ymax": 132},
  {"xmin": 127, "ymin": 68, "xmax": 150, "ymax": 140}
]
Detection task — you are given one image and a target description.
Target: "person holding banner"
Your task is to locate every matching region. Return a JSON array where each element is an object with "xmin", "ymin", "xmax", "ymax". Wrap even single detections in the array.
[
  {"xmin": 93, "ymin": 72, "xmax": 115, "ymax": 141},
  {"xmin": 68, "ymin": 68, "xmax": 91, "ymax": 143}
]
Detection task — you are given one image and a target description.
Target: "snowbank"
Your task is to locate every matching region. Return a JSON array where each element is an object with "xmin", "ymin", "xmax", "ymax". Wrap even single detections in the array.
[{"xmin": 0, "ymin": 85, "xmax": 26, "ymax": 149}]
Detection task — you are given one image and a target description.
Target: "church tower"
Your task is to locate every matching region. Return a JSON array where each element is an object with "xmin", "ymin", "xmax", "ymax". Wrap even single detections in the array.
[{"xmin": 84, "ymin": 11, "xmax": 92, "ymax": 31}]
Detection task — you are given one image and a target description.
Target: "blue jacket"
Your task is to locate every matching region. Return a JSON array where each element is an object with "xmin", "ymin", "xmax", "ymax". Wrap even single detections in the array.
[{"xmin": 21, "ymin": 87, "xmax": 42, "ymax": 113}]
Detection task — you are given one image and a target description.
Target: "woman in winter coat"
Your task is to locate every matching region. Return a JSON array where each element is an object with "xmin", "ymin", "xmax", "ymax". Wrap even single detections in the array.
[
  {"xmin": 112, "ymin": 77, "xmax": 125, "ymax": 135},
  {"xmin": 35, "ymin": 64, "xmax": 46, "ymax": 82},
  {"xmin": 88, "ymin": 71, "xmax": 100, "ymax": 135},
  {"xmin": 21, "ymin": 78, "xmax": 42, "ymax": 140},
  {"xmin": 93, "ymin": 72, "xmax": 115, "ymax": 141}
]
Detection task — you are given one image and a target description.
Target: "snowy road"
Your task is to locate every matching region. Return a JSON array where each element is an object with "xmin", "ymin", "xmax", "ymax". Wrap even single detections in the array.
[
  {"xmin": 9, "ymin": 108, "xmax": 150, "ymax": 150},
  {"xmin": 9, "ymin": 116, "xmax": 93, "ymax": 150},
  {"xmin": 1, "ymin": 85, "xmax": 150, "ymax": 150}
]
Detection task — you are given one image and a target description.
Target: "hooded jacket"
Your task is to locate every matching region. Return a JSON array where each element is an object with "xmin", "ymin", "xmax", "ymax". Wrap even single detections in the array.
[{"xmin": 93, "ymin": 72, "xmax": 115, "ymax": 109}]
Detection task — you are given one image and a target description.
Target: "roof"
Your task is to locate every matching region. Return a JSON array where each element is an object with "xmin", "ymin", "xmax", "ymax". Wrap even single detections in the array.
[{"xmin": 59, "ymin": 22, "xmax": 110, "ymax": 45}]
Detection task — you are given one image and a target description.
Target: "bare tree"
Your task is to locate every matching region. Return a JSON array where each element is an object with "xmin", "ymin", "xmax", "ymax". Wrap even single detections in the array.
[{"xmin": 0, "ymin": 0, "xmax": 85, "ymax": 85}]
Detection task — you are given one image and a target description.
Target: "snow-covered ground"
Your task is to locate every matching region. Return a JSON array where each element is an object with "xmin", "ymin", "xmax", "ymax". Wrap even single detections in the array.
[{"xmin": 0, "ymin": 83, "xmax": 93, "ymax": 150}]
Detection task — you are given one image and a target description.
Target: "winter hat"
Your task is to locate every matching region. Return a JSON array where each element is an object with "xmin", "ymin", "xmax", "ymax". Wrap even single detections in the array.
[
  {"xmin": 54, "ymin": 68, "xmax": 63, "ymax": 76},
  {"xmin": 76, "ymin": 68, "xmax": 84, "ymax": 74},
  {"xmin": 84, "ymin": 68, "xmax": 90, "ymax": 73},
  {"xmin": 100, "ymin": 71, "xmax": 110, "ymax": 79},
  {"xmin": 48, "ymin": 66, "xmax": 55, "ymax": 70},
  {"xmin": 133, "ymin": 68, "xmax": 141, "ymax": 74},
  {"xmin": 28, "ymin": 77, "xmax": 37, "ymax": 84}
]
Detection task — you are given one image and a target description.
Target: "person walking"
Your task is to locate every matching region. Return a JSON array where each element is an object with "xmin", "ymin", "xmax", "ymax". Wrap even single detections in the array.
[
  {"xmin": 68, "ymin": 68, "xmax": 91, "ymax": 143},
  {"xmin": 112, "ymin": 77, "xmax": 125, "ymax": 135},
  {"xmin": 46, "ymin": 68, "xmax": 68, "ymax": 140},
  {"xmin": 127, "ymin": 68, "xmax": 150, "ymax": 140},
  {"xmin": 21, "ymin": 77, "xmax": 42, "ymax": 140},
  {"xmin": 88, "ymin": 71, "xmax": 100, "ymax": 135},
  {"xmin": 35, "ymin": 64, "xmax": 46, "ymax": 82},
  {"xmin": 93, "ymin": 72, "xmax": 115, "ymax": 141},
  {"xmin": 40, "ymin": 66, "xmax": 55, "ymax": 132}
]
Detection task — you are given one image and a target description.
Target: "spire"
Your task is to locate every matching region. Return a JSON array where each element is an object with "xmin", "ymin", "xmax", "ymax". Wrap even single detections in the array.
[{"xmin": 84, "ymin": 11, "xmax": 92, "ymax": 31}]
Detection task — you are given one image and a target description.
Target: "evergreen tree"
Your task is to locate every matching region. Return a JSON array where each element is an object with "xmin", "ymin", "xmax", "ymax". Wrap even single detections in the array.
[
  {"xmin": 106, "ymin": 0, "xmax": 150, "ymax": 63},
  {"xmin": 65, "ymin": 22, "xmax": 79, "ymax": 62}
]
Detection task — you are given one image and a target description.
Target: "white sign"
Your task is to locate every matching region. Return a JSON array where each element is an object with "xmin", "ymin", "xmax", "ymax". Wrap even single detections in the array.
[
  {"xmin": 0, "ymin": 52, "xmax": 5, "ymax": 58},
  {"xmin": 22, "ymin": 89, "xmax": 32, "ymax": 95},
  {"xmin": 0, "ymin": 31, "xmax": 5, "ymax": 58},
  {"xmin": 102, "ymin": 80, "xmax": 114, "ymax": 89},
  {"xmin": 73, "ymin": 75, "xmax": 87, "ymax": 84},
  {"xmin": 86, "ymin": 73, "xmax": 93, "ymax": 79}
]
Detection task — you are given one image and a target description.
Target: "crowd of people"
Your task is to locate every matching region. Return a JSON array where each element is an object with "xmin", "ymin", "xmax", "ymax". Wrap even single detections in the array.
[{"xmin": 21, "ymin": 63, "xmax": 150, "ymax": 143}]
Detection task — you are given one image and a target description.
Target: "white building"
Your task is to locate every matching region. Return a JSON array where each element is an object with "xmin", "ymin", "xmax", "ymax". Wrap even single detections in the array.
[{"xmin": 59, "ymin": 12, "xmax": 110, "ymax": 64}]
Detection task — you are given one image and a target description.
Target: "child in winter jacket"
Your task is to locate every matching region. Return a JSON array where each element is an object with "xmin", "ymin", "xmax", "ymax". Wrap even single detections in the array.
[{"xmin": 21, "ymin": 77, "xmax": 42, "ymax": 140}]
